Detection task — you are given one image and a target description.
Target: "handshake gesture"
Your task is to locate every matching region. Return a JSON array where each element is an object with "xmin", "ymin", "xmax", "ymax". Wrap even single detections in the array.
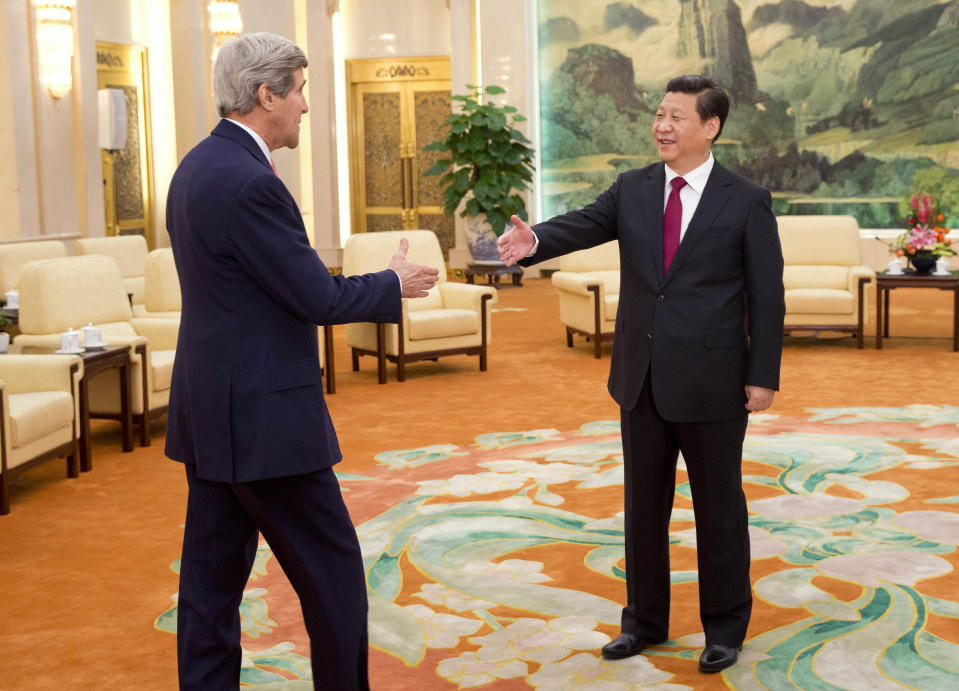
[{"xmin": 388, "ymin": 238, "xmax": 440, "ymax": 298}]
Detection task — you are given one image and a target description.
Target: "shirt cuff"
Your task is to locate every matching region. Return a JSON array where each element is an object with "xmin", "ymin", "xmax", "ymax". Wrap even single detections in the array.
[{"xmin": 529, "ymin": 231, "xmax": 539, "ymax": 257}]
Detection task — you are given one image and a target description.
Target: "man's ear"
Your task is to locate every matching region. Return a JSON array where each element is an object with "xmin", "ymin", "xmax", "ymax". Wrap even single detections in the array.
[
  {"xmin": 704, "ymin": 116, "xmax": 719, "ymax": 140},
  {"xmin": 257, "ymin": 83, "xmax": 274, "ymax": 111}
]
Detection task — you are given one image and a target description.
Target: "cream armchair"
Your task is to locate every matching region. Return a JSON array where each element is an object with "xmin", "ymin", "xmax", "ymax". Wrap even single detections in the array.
[
  {"xmin": 342, "ymin": 230, "xmax": 496, "ymax": 383},
  {"xmin": 0, "ymin": 240, "xmax": 66, "ymax": 293},
  {"xmin": 142, "ymin": 248, "xmax": 181, "ymax": 319},
  {"xmin": 0, "ymin": 354, "xmax": 83, "ymax": 515},
  {"xmin": 75, "ymin": 235, "xmax": 149, "ymax": 315},
  {"xmin": 777, "ymin": 215, "xmax": 875, "ymax": 348},
  {"xmin": 551, "ymin": 241, "xmax": 619, "ymax": 358},
  {"xmin": 14, "ymin": 255, "xmax": 177, "ymax": 446}
]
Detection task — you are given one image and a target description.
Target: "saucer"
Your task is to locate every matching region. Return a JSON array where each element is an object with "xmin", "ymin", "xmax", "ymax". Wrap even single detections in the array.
[
  {"xmin": 83, "ymin": 343, "xmax": 108, "ymax": 351},
  {"xmin": 886, "ymin": 270, "xmax": 904, "ymax": 276},
  {"xmin": 55, "ymin": 348, "xmax": 85, "ymax": 354},
  {"xmin": 932, "ymin": 271, "xmax": 952, "ymax": 276}
]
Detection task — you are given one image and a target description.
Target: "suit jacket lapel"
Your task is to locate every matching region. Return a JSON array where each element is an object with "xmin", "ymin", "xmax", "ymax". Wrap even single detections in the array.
[
  {"xmin": 663, "ymin": 162, "xmax": 733, "ymax": 285},
  {"xmin": 641, "ymin": 163, "xmax": 667, "ymax": 281},
  {"xmin": 212, "ymin": 119, "xmax": 273, "ymax": 172}
]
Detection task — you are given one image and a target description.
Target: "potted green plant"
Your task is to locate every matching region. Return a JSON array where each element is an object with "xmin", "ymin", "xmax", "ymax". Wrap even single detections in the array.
[{"xmin": 424, "ymin": 85, "xmax": 535, "ymax": 262}]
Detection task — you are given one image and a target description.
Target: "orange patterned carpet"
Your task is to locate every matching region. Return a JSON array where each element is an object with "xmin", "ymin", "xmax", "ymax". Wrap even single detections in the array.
[{"xmin": 2, "ymin": 277, "xmax": 958, "ymax": 690}]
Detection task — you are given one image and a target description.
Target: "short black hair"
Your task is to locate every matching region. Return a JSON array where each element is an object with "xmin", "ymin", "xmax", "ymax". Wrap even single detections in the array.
[{"xmin": 665, "ymin": 75, "xmax": 729, "ymax": 141}]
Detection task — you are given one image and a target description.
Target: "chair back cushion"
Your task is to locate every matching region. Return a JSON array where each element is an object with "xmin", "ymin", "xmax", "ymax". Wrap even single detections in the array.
[
  {"xmin": 18, "ymin": 255, "xmax": 134, "ymax": 334},
  {"xmin": 559, "ymin": 241, "xmax": 619, "ymax": 272},
  {"xmin": 0, "ymin": 241, "xmax": 66, "ymax": 292},
  {"xmin": 343, "ymin": 230, "xmax": 447, "ymax": 311},
  {"xmin": 75, "ymin": 235, "xmax": 148, "ymax": 278},
  {"xmin": 145, "ymin": 248, "xmax": 181, "ymax": 312},
  {"xmin": 777, "ymin": 215, "xmax": 861, "ymax": 266}
]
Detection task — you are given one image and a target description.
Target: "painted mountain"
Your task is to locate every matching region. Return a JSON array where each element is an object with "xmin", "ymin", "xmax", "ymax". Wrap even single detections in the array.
[{"xmin": 538, "ymin": 0, "xmax": 959, "ymax": 227}]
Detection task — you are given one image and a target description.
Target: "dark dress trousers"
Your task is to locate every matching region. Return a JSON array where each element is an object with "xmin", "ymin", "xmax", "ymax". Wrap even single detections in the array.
[
  {"xmin": 166, "ymin": 119, "xmax": 400, "ymax": 690},
  {"xmin": 524, "ymin": 161, "xmax": 785, "ymax": 646}
]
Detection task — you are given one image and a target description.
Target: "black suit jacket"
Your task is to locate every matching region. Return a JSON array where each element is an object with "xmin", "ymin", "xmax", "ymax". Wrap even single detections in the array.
[
  {"xmin": 527, "ymin": 161, "xmax": 785, "ymax": 421},
  {"xmin": 165, "ymin": 120, "xmax": 401, "ymax": 482}
]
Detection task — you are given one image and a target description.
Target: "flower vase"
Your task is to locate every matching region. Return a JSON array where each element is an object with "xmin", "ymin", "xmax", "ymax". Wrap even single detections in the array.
[
  {"xmin": 911, "ymin": 257, "xmax": 935, "ymax": 275},
  {"xmin": 465, "ymin": 214, "xmax": 502, "ymax": 262}
]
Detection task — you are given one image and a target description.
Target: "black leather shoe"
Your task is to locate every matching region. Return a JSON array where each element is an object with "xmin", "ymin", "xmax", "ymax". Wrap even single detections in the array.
[
  {"xmin": 699, "ymin": 644, "xmax": 741, "ymax": 673},
  {"xmin": 601, "ymin": 632, "xmax": 648, "ymax": 659}
]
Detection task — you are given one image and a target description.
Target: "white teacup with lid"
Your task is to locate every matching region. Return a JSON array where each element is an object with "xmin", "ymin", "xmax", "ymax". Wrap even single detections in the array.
[
  {"xmin": 887, "ymin": 257, "xmax": 903, "ymax": 275},
  {"xmin": 60, "ymin": 327, "xmax": 80, "ymax": 352},
  {"xmin": 4, "ymin": 290, "xmax": 18, "ymax": 308},
  {"xmin": 82, "ymin": 322, "xmax": 103, "ymax": 347},
  {"xmin": 935, "ymin": 257, "xmax": 950, "ymax": 275}
]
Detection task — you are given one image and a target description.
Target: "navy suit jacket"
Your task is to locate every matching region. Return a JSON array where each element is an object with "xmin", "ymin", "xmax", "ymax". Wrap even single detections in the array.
[
  {"xmin": 525, "ymin": 161, "xmax": 785, "ymax": 421},
  {"xmin": 165, "ymin": 120, "xmax": 401, "ymax": 482}
]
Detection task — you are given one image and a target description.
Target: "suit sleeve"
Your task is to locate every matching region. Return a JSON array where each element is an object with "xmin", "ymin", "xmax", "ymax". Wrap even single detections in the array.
[
  {"xmin": 227, "ymin": 173, "xmax": 401, "ymax": 325},
  {"xmin": 521, "ymin": 174, "xmax": 622, "ymax": 265},
  {"xmin": 743, "ymin": 188, "xmax": 785, "ymax": 390}
]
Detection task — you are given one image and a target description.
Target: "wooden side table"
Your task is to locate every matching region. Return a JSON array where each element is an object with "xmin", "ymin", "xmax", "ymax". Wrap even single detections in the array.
[
  {"xmin": 465, "ymin": 260, "xmax": 523, "ymax": 287},
  {"xmin": 18, "ymin": 345, "xmax": 134, "ymax": 471},
  {"xmin": 875, "ymin": 271, "xmax": 959, "ymax": 351}
]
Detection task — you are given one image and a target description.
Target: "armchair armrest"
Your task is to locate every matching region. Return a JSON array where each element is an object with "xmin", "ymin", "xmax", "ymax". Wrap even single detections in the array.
[
  {"xmin": 551, "ymin": 271, "xmax": 606, "ymax": 298},
  {"xmin": 0, "ymin": 354, "xmax": 83, "ymax": 394},
  {"xmin": 848, "ymin": 265, "xmax": 875, "ymax": 292},
  {"xmin": 130, "ymin": 317, "xmax": 180, "ymax": 350},
  {"xmin": 439, "ymin": 282, "xmax": 498, "ymax": 311}
]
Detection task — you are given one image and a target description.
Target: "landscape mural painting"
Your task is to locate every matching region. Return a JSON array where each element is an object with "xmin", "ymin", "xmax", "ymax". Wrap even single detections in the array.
[{"xmin": 537, "ymin": 0, "xmax": 959, "ymax": 228}]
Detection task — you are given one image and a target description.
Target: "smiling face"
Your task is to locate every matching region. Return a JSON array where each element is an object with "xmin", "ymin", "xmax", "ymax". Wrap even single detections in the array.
[
  {"xmin": 263, "ymin": 67, "xmax": 308, "ymax": 151},
  {"xmin": 652, "ymin": 91, "xmax": 718, "ymax": 175}
]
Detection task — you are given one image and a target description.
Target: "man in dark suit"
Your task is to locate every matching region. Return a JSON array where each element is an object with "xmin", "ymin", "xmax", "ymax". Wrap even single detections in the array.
[
  {"xmin": 499, "ymin": 75, "xmax": 784, "ymax": 673},
  {"xmin": 165, "ymin": 32, "xmax": 438, "ymax": 690}
]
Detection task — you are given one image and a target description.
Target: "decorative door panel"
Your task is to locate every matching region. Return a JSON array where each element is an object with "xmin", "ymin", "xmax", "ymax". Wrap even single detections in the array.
[
  {"xmin": 347, "ymin": 58, "xmax": 452, "ymax": 258},
  {"xmin": 96, "ymin": 42, "xmax": 154, "ymax": 248}
]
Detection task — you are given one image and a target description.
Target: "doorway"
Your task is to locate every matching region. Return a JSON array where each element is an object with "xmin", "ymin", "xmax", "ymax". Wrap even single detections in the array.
[
  {"xmin": 346, "ymin": 56, "xmax": 454, "ymax": 258},
  {"xmin": 96, "ymin": 41, "xmax": 154, "ymax": 248}
]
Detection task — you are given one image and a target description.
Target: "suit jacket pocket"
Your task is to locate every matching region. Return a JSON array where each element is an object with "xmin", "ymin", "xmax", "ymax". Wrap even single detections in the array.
[
  {"xmin": 704, "ymin": 330, "xmax": 747, "ymax": 349},
  {"xmin": 269, "ymin": 359, "xmax": 321, "ymax": 392}
]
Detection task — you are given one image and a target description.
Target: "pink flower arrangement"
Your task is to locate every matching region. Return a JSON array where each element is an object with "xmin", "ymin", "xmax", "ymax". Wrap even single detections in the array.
[{"xmin": 893, "ymin": 191, "xmax": 954, "ymax": 261}]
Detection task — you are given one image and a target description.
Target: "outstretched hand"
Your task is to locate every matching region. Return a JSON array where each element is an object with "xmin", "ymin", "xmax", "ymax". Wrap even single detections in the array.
[
  {"xmin": 497, "ymin": 215, "xmax": 536, "ymax": 266},
  {"xmin": 388, "ymin": 238, "xmax": 439, "ymax": 298}
]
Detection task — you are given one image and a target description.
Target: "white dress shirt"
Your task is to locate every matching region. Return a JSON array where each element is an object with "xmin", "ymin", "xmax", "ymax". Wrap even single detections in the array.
[
  {"xmin": 225, "ymin": 118, "xmax": 272, "ymax": 164},
  {"xmin": 664, "ymin": 152, "xmax": 714, "ymax": 242}
]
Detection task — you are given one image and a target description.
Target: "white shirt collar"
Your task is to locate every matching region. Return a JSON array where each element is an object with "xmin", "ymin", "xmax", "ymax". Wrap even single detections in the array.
[
  {"xmin": 665, "ymin": 152, "xmax": 714, "ymax": 193},
  {"xmin": 224, "ymin": 118, "xmax": 272, "ymax": 165}
]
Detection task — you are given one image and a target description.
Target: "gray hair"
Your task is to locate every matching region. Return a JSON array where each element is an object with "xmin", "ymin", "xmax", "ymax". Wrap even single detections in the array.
[{"xmin": 213, "ymin": 32, "xmax": 308, "ymax": 117}]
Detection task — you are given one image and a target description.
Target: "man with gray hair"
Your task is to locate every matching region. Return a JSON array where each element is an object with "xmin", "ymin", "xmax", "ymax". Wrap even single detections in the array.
[{"xmin": 165, "ymin": 32, "xmax": 437, "ymax": 690}]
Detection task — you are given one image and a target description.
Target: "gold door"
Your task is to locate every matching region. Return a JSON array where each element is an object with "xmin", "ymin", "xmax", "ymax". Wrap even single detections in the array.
[
  {"xmin": 96, "ymin": 42, "xmax": 154, "ymax": 248},
  {"xmin": 347, "ymin": 58, "xmax": 455, "ymax": 258}
]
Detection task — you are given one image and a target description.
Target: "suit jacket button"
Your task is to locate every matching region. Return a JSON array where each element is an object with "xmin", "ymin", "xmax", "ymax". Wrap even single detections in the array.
[
  {"xmin": 657, "ymin": 294, "xmax": 665, "ymax": 302},
  {"xmin": 647, "ymin": 332, "xmax": 654, "ymax": 340}
]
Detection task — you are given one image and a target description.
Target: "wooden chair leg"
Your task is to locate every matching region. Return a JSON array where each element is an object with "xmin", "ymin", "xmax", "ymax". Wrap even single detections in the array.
[
  {"xmin": 566, "ymin": 328, "xmax": 573, "ymax": 348},
  {"xmin": 376, "ymin": 324, "xmax": 387, "ymax": 385},
  {"xmin": 0, "ymin": 472, "xmax": 8, "ymax": 515},
  {"xmin": 397, "ymin": 358, "xmax": 406, "ymax": 382},
  {"xmin": 139, "ymin": 413, "xmax": 150, "ymax": 447},
  {"xmin": 480, "ymin": 294, "xmax": 491, "ymax": 372},
  {"xmin": 351, "ymin": 349, "xmax": 360, "ymax": 371}
]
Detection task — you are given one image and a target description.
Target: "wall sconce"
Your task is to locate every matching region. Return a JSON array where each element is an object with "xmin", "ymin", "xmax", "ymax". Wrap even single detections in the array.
[
  {"xmin": 34, "ymin": 0, "xmax": 77, "ymax": 99},
  {"xmin": 208, "ymin": 1, "xmax": 243, "ymax": 63}
]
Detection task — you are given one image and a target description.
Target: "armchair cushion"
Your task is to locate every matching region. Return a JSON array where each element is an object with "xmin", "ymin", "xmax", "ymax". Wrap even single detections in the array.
[
  {"xmin": 144, "ymin": 248, "xmax": 181, "ymax": 315},
  {"xmin": 408, "ymin": 309, "xmax": 479, "ymax": 340},
  {"xmin": 75, "ymin": 236, "xmax": 149, "ymax": 306},
  {"xmin": 151, "ymin": 350, "xmax": 176, "ymax": 391},
  {"xmin": 0, "ymin": 241, "xmax": 66, "ymax": 293},
  {"xmin": 785, "ymin": 289, "xmax": 855, "ymax": 315},
  {"xmin": 783, "ymin": 266, "xmax": 849, "ymax": 291},
  {"xmin": 19, "ymin": 256, "xmax": 133, "ymax": 334},
  {"xmin": 10, "ymin": 392, "xmax": 74, "ymax": 447}
]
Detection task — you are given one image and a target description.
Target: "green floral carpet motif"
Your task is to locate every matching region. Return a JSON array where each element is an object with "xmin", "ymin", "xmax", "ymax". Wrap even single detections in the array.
[{"xmin": 155, "ymin": 406, "xmax": 959, "ymax": 689}]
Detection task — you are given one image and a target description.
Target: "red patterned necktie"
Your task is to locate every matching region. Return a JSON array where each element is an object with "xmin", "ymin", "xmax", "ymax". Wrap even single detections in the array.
[
  {"xmin": 271, "ymin": 159, "xmax": 278, "ymax": 175},
  {"xmin": 663, "ymin": 176, "xmax": 687, "ymax": 274}
]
